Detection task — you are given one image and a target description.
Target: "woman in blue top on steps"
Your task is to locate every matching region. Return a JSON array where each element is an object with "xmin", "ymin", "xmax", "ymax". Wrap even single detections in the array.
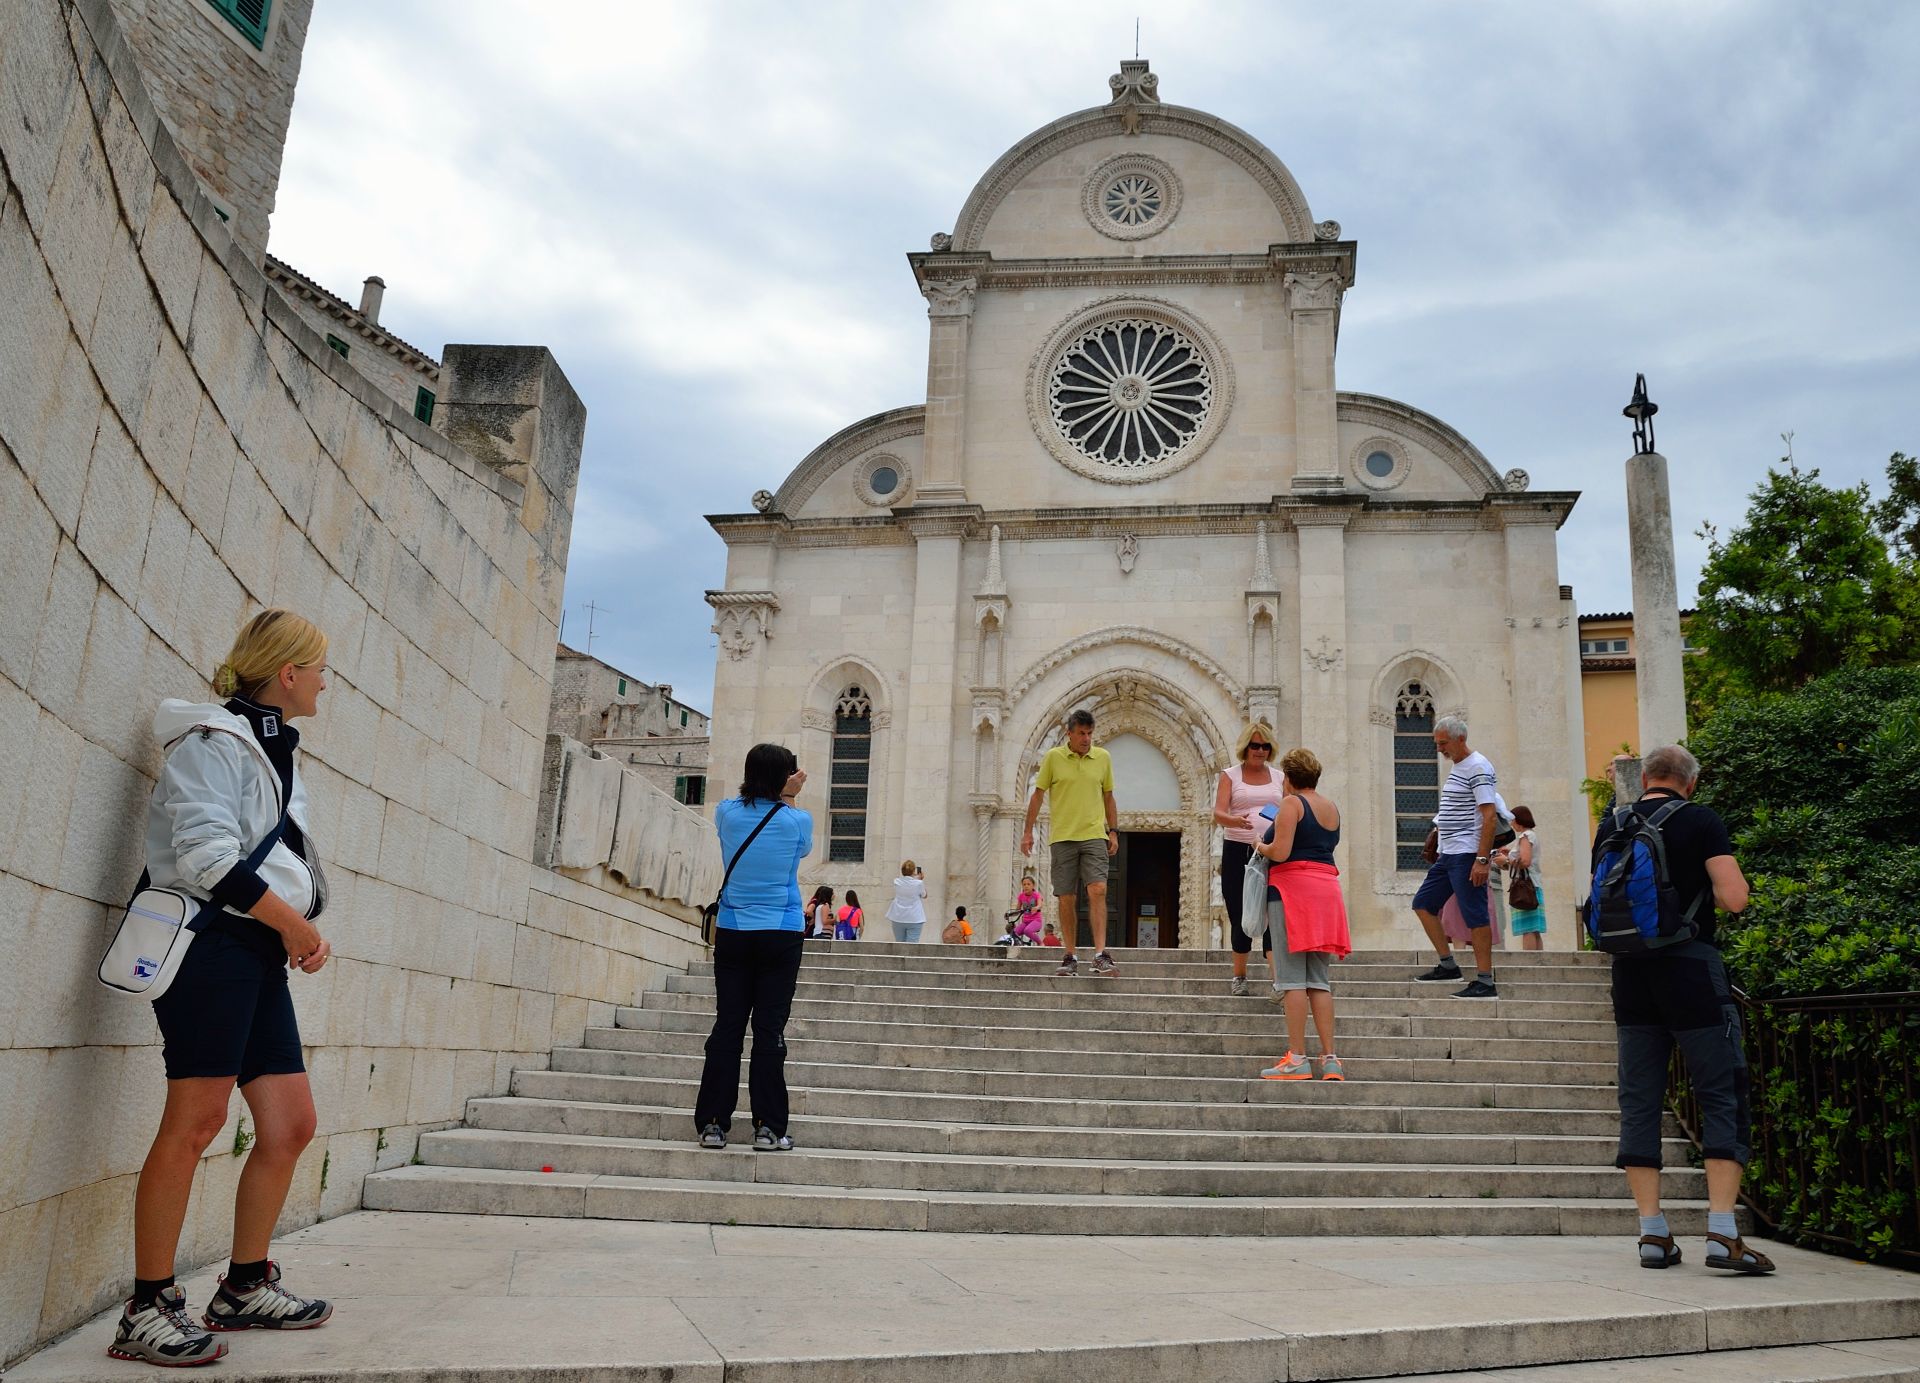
[{"xmin": 694, "ymin": 742, "xmax": 812, "ymax": 1153}]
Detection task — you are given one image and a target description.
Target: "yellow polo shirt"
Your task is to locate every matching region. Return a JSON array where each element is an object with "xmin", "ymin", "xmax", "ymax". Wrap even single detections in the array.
[{"xmin": 1036, "ymin": 745, "xmax": 1114, "ymax": 842}]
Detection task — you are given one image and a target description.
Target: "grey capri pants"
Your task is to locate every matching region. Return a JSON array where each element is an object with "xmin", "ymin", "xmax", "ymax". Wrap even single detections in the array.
[{"xmin": 1265, "ymin": 897, "xmax": 1331, "ymax": 992}]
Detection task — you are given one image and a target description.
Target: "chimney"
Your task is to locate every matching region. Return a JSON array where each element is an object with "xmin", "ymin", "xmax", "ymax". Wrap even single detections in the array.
[{"xmin": 359, "ymin": 275, "xmax": 386, "ymax": 324}]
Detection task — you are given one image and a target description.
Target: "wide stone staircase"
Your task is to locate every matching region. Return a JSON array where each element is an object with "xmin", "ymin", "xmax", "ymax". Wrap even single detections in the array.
[{"xmin": 366, "ymin": 940, "xmax": 1720, "ymax": 1234}]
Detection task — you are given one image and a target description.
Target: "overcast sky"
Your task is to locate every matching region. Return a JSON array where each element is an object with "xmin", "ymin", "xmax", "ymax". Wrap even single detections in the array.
[{"xmin": 271, "ymin": 1, "xmax": 1919, "ymax": 713}]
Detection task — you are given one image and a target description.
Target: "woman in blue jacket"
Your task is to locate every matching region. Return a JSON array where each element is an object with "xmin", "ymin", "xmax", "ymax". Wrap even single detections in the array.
[{"xmin": 694, "ymin": 742, "xmax": 811, "ymax": 1152}]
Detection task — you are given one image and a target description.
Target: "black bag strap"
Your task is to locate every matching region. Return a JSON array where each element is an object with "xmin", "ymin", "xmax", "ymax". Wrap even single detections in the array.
[
  {"xmin": 712, "ymin": 802, "xmax": 783, "ymax": 914},
  {"xmin": 180, "ymin": 809, "xmax": 292, "ymax": 934}
]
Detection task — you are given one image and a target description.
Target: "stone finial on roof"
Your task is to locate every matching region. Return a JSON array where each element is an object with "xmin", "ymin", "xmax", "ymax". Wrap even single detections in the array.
[
  {"xmin": 980, "ymin": 524, "xmax": 1006, "ymax": 596},
  {"xmin": 1108, "ymin": 59, "xmax": 1160, "ymax": 134}
]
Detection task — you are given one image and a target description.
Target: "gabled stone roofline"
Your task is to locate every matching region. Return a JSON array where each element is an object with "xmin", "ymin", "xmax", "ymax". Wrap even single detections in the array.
[{"xmin": 265, "ymin": 253, "xmax": 442, "ymax": 376}]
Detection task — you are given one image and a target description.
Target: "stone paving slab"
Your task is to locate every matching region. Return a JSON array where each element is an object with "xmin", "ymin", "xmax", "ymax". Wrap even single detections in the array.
[{"xmin": 13, "ymin": 1214, "xmax": 1917, "ymax": 1383}]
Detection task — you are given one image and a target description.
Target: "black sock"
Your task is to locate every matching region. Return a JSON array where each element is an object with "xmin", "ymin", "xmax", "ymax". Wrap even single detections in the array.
[
  {"xmin": 132, "ymin": 1276, "xmax": 174, "ymax": 1310},
  {"xmin": 226, "ymin": 1258, "xmax": 269, "ymax": 1290}
]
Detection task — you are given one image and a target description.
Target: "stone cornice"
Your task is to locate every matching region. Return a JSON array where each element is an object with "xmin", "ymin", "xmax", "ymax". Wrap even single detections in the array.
[{"xmin": 911, "ymin": 250, "xmax": 1294, "ymax": 293}]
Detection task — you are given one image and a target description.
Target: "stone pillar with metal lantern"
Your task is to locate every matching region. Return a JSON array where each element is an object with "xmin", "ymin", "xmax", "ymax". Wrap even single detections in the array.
[{"xmin": 1622, "ymin": 375, "xmax": 1688, "ymax": 754}]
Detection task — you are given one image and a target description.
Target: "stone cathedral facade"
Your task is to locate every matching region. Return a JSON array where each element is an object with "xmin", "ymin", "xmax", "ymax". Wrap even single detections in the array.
[{"xmin": 705, "ymin": 62, "xmax": 1588, "ymax": 949}]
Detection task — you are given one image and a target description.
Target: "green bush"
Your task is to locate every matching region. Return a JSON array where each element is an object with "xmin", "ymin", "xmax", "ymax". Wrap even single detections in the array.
[{"xmin": 1681, "ymin": 666, "xmax": 1920, "ymax": 1260}]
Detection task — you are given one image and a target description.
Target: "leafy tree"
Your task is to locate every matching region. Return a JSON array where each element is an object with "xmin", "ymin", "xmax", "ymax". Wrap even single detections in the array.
[
  {"xmin": 1873, "ymin": 451, "xmax": 1920, "ymax": 563},
  {"xmin": 1692, "ymin": 460, "xmax": 1920, "ymax": 698}
]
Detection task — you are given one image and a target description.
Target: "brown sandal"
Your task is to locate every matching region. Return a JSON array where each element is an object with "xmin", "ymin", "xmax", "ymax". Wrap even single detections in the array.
[
  {"xmin": 1638, "ymin": 1233, "xmax": 1681, "ymax": 1268},
  {"xmin": 1704, "ymin": 1232, "xmax": 1776, "ymax": 1275}
]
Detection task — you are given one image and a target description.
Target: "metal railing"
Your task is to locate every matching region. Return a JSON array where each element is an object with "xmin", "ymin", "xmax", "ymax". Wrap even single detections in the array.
[{"xmin": 1669, "ymin": 988, "xmax": 1920, "ymax": 1268}]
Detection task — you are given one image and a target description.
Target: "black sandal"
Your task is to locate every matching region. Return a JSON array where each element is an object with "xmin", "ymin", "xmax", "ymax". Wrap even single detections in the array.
[
  {"xmin": 1638, "ymin": 1233, "xmax": 1681, "ymax": 1269},
  {"xmin": 1704, "ymin": 1232, "xmax": 1775, "ymax": 1275}
]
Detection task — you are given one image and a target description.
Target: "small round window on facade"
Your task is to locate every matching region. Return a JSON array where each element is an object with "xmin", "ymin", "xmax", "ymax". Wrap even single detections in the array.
[
  {"xmin": 1365, "ymin": 450, "xmax": 1396, "ymax": 478},
  {"xmin": 869, "ymin": 465, "xmax": 899, "ymax": 496}
]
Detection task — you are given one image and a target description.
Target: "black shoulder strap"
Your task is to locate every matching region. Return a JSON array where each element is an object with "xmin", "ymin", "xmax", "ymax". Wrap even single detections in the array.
[{"xmin": 716, "ymin": 803, "xmax": 783, "ymax": 909}]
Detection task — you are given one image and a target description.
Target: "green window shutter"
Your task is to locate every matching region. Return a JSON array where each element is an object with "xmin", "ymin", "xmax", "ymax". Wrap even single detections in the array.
[
  {"xmin": 413, "ymin": 386, "xmax": 435, "ymax": 425},
  {"xmin": 206, "ymin": 0, "xmax": 271, "ymax": 49},
  {"xmin": 674, "ymin": 775, "xmax": 687, "ymax": 802},
  {"xmin": 617, "ymin": 678, "xmax": 627, "ymax": 696},
  {"xmin": 680, "ymin": 709, "xmax": 688, "ymax": 727},
  {"xmin": 325, "ymin": 334, "xmax": 350, "ymax": 359}
]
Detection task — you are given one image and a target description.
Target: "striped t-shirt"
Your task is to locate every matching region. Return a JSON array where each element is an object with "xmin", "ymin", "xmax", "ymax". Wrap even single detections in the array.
[{"xmin": 1436, "ymin": 751, "xmax": 1498, "ymax": 854}]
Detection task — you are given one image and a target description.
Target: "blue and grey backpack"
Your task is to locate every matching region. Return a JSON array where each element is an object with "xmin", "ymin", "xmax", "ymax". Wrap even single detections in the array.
[{"xmin": 1585, "ymin": 799, "xmax": 1706, "ymax": 954}]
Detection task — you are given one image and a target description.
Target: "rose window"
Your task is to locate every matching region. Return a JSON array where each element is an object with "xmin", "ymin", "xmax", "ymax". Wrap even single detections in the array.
[
  {"xmin": 1047, "ymin": 318, "xmax": 1213, "ymax": 469},
  {"xmin": 1103, "ymin": 174, "xmax": 1162, "ymax": 228}
]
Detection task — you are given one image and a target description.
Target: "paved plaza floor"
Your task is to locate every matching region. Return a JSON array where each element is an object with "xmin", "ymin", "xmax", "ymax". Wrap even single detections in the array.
[{"xmin": 13, "ymin": 1211, "xmax": 1919, "ymax": 1383}]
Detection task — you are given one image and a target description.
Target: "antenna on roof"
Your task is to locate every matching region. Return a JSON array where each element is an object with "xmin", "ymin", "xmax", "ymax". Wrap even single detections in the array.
[
  {"xmin": 582, "ymin": 599, "xmax": 606, "ymax": 655},
  {"xmin": 1135, "ymin": 17, "xmax": 1141, "ymax": 58}
]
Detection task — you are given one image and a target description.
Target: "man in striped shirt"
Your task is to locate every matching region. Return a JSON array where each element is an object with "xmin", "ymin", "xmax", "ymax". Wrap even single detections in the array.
[{"xmin": 1410, "ymin": 714, "xmax": 1501, "ymax": 998}]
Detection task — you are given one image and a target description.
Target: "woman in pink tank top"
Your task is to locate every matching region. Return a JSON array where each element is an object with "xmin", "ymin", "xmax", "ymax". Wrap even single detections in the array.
[{"xmin": 1213, "ymin": 722, "xmax": 1285, "ymax": 995}]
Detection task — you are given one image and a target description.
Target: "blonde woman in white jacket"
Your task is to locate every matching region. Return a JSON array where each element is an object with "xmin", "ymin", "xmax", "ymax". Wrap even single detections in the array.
[{"xmin": 113, "ymin": 611, "xmax": 334, "ymax": 1366}]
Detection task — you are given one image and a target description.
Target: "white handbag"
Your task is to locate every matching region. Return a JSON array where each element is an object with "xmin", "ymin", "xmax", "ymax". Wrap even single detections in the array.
[
  {"xmin": 1240, "ymin": 851, "xmax": 1269, "ymax": 941},
  {"xmin": 98, "ymin": 805, "xmax": 289, "ymax": 1000}
]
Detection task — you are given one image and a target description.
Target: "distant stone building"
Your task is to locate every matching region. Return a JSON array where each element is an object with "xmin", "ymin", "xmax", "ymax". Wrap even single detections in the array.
[
  {"xmin": 550, "ymin": 645, "xmax": 712, "ymax": 804},
  {"xmin": 265, "ymin": 258, "xmax": 443, "ymax": 423},
  {"xmin": 1578, "ymin": 609, "xmax": 1699, "ymax": 777},
  {"xmin": 706, "ymin": 59, "xmax": 1590, "ymax": 949}
]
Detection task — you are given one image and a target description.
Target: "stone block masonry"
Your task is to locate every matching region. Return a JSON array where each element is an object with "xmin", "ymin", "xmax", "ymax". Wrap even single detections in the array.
[{"xmin": 0, "ymin": 0, "xmax": 703, "ymax": 1364}]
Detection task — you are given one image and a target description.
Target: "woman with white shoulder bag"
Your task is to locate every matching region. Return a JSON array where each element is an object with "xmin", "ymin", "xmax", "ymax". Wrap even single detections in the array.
[{"xmin": 108, "ymin": 610, "xmax": 335, "ymax": 1365}]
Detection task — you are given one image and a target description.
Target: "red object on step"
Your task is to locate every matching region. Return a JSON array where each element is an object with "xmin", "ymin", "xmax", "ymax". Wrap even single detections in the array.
[{"xmin": 541, "ymin": 1165, "xmax": 554, "ymax": 1173}]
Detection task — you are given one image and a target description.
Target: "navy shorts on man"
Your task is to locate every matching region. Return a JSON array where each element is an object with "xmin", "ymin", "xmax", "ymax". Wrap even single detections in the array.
[{"xmin": 1412, "ymin": 852, "xmax": 1490, "ymax": 929}]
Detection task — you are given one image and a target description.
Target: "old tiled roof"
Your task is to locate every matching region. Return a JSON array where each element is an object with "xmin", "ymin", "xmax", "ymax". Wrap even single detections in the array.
[{"xmin": 264, "ymin": 254, "xmax": 441, "ymax": 372}]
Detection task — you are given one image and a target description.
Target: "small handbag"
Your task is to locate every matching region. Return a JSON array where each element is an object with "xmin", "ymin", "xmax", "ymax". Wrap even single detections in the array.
[
  {"xmin": 98, "ymin": 811, "xmax": 290, "ymax": 999},
  {"xmin": 701, "ymin": 802, "xmax": 783, "ymax": 945},
  {"xmin": 1508, "ymin": 866, "xmax": 1539, "ymax": 912},
  {"xmin": 1240, "ymin": 850, "xmax": 1270, "ymax": 940}
]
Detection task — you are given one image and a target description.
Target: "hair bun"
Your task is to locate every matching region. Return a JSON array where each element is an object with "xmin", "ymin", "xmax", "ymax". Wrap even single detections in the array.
[{"xmin": 212, "ymin": 663, "xmax": 239, "ymax": 696}]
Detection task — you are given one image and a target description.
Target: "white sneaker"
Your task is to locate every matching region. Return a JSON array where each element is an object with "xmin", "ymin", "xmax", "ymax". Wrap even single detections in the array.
[
  {"xmin": 108, "ymin": 1285, "xmax": 227, "ymax": 1365},
  {"xmin": 203, "ymin": 1261, "xmax": 332, "ymax": 1331}
]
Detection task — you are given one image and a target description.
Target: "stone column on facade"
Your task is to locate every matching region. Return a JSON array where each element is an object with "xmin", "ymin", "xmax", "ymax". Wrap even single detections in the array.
[
  {"xmin": 1293, "ymin": 512, "xmax": 1351, "ymax": 809},
  {"xmin": 1499, "ymin": 506, "xmax": 1578, "ymax": 945},
  {"xmin": 1626, "ymin": 451, "xmax": 1688, "ymax": 753},
  {"xmin": 1245, "ymin": 520, "xmax": 1283, "ymax": 729},
  {"xmin": 915, "ymin": 267, "xmax": 982, "ymax": 504},
  {"xmin": 1286, "ymin": 272, "xmax": 1342, "ymax": 491},
  {"xmin": 704, "ymin": 583, "xmax": 780, "ymax": 822},
  {"xmin": 970, "ymin": 796, "xmax": 996, "ymax": 912},
  {"xmin": 899, "ymin": 513, "xmax": 971, "ymax": 900}
]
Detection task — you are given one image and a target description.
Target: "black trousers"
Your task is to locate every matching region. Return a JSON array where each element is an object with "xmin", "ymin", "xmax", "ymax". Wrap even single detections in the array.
[
  {"xmin": 1220, "ymin": 840, "xmax": 1274, "ymax": 957},
  {"xmin": 693, "ymin": 928, "xmax": 805, "ymax": 1136}
]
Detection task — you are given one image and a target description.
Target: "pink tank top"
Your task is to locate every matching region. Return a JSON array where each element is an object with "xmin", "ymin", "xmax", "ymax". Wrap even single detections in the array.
[{"xmin": 1222, "ymin": 763, "xmax": 1284, "ymax": 844}]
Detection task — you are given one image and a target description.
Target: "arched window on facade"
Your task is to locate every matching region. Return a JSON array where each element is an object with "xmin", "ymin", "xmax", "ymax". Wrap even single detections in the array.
[
  {"xmin": 829, "ymin": 686, "xmax": 873, "ymax": 862},
  {"xmin": 1393, "ymin": 681, "xmax": 1439, "ymax": 869}
]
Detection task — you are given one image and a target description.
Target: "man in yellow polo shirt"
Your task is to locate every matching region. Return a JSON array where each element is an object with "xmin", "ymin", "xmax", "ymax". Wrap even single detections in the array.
[{"xmin": 1020, "ymin": 709, "xmax": 1120, "ymax": 976}]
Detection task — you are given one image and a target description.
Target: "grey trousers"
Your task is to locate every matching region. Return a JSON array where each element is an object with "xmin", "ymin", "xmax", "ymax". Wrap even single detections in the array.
[{"xmin": 1612, "ymin": 941, "xmax": 1752, "ymax": 1167}]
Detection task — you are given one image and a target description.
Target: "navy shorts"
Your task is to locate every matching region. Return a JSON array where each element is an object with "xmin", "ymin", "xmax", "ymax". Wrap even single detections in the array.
[
  {"xmin": 151, "ymin": 916, "xmax": 306, "ymax": 1084},
  {"xmin": 1412, "ymin": 853, "xmax": 1490, "ymax": 929}
]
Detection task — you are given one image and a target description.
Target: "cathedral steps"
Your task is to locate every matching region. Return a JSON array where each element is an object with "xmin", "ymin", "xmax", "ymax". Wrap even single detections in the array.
[{"xmin": 366, "ymin": 942, "xmax": 1725, "ymax": 1238}]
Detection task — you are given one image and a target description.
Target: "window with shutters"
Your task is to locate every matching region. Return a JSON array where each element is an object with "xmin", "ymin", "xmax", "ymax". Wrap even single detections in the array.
[
  {"xmin": 204, "ymin": 0, "xmax": 271, "ymax": 49},
  {"xmin": 325, "ymin": 334, "xmax": 350, "ymax": 360},
  {"xmin": 414, "ymin": 386, "xmax": 435, "ymax": 425},
  {"xmin": 1392, "ymin": 682, "xmax": 1439, "ymax": 870},
  {"xmin": 683, "ymin": 775, "xmax": 705, "ymax": 806},
  {"xmin": 828, "ymin": 686, "xmax": 872, "ymax": 862}
]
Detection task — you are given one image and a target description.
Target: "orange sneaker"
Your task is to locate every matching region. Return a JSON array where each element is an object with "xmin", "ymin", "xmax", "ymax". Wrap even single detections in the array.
[{"xmin": 1260, "ymin": 1052, "xmax": 1313, "ymax": 1080}]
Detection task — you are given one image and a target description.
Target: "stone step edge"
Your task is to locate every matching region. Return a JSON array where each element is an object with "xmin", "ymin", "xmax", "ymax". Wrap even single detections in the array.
[
  {"xmin": 569, "ymin": 1038, "xmax": 1624, "ymax": 1091},
  {"xmin": 1384, "ymin": 1342, "xmax": 1920, "ymax": 1383},
  {"xmin": 427, "ymin": 1124, "xmax": 1688, "ymax": 1167},
  {"xmin": 471, "ymin": 1094, "xmax": 1669, "ymax": 1145}
]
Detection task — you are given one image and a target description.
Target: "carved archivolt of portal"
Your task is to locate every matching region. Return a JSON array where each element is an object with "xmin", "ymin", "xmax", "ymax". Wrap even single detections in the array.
[
  {"xmin": 1007, "ymin": 626, "xmax": 1246, "ymax": 709},
  {"xmin": 1083, "ymin": 153, "xmax": 1183, "ymax": 242},
  {"xmin": 1013, "ymin": 670, "xmax": 1230, "ymax": 799},
  {"xmin": 1026, "ymin": 295, "xmax": 1235, "ymax": 486}
]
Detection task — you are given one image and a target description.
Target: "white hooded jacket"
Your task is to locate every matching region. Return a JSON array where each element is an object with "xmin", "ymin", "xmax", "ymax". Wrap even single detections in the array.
[{"xmin": 144, "ymin": 699, "xmax": 325, "ymax": 920}]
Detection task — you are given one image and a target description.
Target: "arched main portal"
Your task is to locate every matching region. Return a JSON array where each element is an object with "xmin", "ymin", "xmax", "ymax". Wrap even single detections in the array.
[{"xmin": 1007, "ymin": 668, "xmax": 1227, "ymax": 947}]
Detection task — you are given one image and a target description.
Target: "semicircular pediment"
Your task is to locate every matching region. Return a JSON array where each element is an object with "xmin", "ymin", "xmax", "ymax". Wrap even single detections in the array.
[
  {"xmin": 1338, "ymin": 392, "xmax": 1507, "ymax": 497},
  {"xmin": 772, "ymin": 405, "xmax": 926, "ymax": 514},
  {"xmin": 951, "ymin": 102, "xmax": 1315, "ymax": 252}
]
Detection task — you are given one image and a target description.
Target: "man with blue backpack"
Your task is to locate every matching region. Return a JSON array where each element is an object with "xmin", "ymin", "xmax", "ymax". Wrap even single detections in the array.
[{"xmin": 1588, "ymin": 745, "xmax": 1773, "ymax": 1275}]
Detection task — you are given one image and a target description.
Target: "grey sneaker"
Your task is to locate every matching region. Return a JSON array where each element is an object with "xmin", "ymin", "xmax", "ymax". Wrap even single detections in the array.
[
  {"xmin": 1266, "ymin": 983, "xmax": 1285, "ymax": 1004},
  {"xmin": 109, "ymin": 1285, "xmax": 227, "ymax": 1365},
  {"xmin": 1229, "ymin": 975, "xmax": 1249, "ymax": 997},
  {"xmin": 203, "ymin": 1261, "xmax": 331, "ymax": 1331},
  {"xmin": 1318, "ymin": 1053, "xmax": 1345, "ymax": 1081},
  {"xmin": 1054, "ymin": 955, "xmax": 1079, "ymax": 977},
  {"xmin": 1452, "ymin": 979, "xmax": 1499, "ymax": 1000},
  {"xmin": 699, "ymin": 1123, "xmax": 727, "ymax": 1149},
  {"xmin": 1415, "ymin": 959, "xmax": 1464, "ymax": 982},
  {"xmin": 751, "ymin": 1125, "xmax": 794, "ymax": 1152},
  {"xmin": 1091, "ymin": 951, "xmax": 1118, "ymax": 976}
]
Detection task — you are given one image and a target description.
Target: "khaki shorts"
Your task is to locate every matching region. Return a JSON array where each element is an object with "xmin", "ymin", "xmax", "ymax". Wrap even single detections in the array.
[{"xmin": 1049, "ymin": 838, "xmax": 1109, "ymax": 895}]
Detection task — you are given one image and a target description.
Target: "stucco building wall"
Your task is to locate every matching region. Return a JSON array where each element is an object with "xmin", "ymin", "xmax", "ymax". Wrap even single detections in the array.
[{"xmin": 0, "ymin": 0, "xmax": 704, "ymax": 1362}]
